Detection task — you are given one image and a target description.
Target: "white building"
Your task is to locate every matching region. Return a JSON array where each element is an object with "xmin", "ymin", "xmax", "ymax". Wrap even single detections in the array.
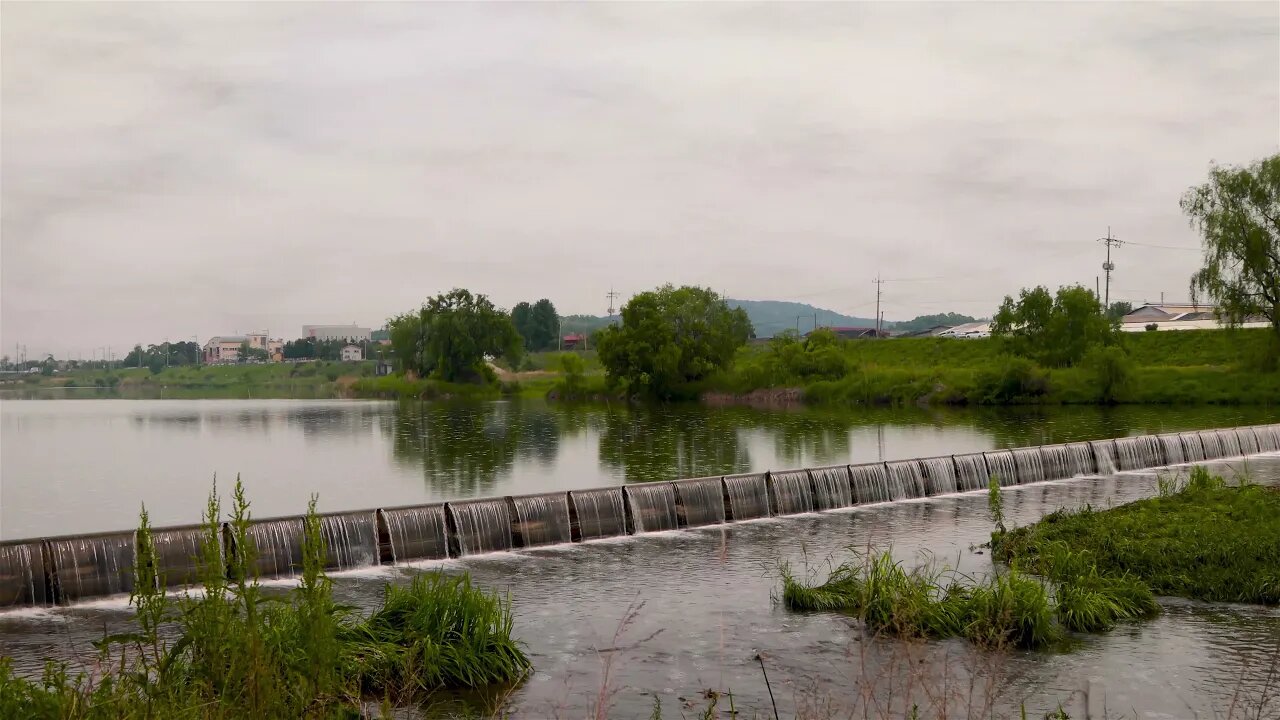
[
  {"xmin": 340, "ymin": 344, "xmax": 364, "ymax": 362},
  {"xmin": 303, "ymin": 324, "xmax": 372, "ymax": 342},
  {"xmin": 1118, "ymin": 303, "xmax": 1270, "ymax": 332},
  {"xmin": 203, "ymin": 333, "xmax": 284, "ymax": 363}
]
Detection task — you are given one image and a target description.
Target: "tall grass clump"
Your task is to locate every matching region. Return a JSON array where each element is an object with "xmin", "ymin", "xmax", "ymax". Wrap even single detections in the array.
[{"xmin": 0, "ymin": 479, "xmax": 530, "ymax": 719}]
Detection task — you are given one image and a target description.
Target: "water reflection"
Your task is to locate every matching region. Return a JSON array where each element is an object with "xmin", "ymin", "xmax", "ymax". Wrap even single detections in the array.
[
  {"xmin": 598, "ymin": 406, "xmax": 750, "ymax": 482},
  {"xmin": 390, "ymin": 403, "xmax": 534, "ymax": 495}
]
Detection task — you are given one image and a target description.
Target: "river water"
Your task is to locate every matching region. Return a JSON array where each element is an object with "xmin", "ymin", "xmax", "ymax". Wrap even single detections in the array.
[
  {"xmin": 1, "ymin": 399, "xmax": 1278, "ymax": 718},
  {"xmin": 1, "ymin": 399, "xmax": 1275, "ymax": 538}
]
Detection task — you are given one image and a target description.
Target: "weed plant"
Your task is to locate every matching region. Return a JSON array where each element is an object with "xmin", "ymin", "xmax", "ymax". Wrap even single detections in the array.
[{"xmin": 0, "ymin": 479, "xmax": 530, "ymax": 719}]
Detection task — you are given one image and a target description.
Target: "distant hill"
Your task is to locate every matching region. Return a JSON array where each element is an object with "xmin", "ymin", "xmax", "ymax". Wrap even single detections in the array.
[
  {"xmin": 727, "ymin": 299, "xmax": 879, "ymax": 338},
  {"xmin": 558, "ymin": 301, "xmax": 977, "ymax": 340}
]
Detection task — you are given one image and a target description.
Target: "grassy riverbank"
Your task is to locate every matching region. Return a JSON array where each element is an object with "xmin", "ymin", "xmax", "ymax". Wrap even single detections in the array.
[
  {"xmin": 995, "ymin": 468, "xmax": 1280, "ymax": 604},
  {"xmin": 2, "ymin": 361, "xmax": 378, "ymax": 399},
  {"xmin": 0, "ymin": 484, "xmax": 529, "ymax": 718},
  {"xmin": 712, "ymin": 328, "xmax": 1280, "ymax": 407},
  {"xmin": 783, "ymin": 468, "xmax": 1279, "ymax": 649}
]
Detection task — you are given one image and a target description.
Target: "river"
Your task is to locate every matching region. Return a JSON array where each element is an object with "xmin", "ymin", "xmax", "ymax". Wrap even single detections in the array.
[{"xmin": 1, "ymin": 399, "xmax": 1278, "ymax": 718}]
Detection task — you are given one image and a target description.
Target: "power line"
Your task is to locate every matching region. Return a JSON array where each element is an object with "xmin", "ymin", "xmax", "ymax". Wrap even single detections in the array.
[{"xmin": 1097, "ymin": 227, "xmax": 1124, "ymax": 308}]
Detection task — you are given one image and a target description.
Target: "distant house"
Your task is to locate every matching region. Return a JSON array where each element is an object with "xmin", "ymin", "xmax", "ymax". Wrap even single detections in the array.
[
  {"xmin": 900, "ymin": 325, "xmax": 954, "ymax": 338},
  {"xmin": 203, "ymin": 332, "xmax": 283, "ymax": 363},
  {"xmin": 340, "ymin": 344, "xmax": 363, "ymax": 362},
  {"xmin": 562, "ymin": 334, "xmax": 586, "ymax": 350},
  {"xmin": 808, "ymin": 326, "xmax": 889, "ymax": 340},
  {"xmin": 937, "ymin": 322, "xmax": 992, "ymax": 339},
  {"xmin": 1118, "ymin": 303, "xmax": 1269, "ymax": 332},
  {"xmin": 304, "ymin": 324, "xmax": 372, "ymax": 343}
]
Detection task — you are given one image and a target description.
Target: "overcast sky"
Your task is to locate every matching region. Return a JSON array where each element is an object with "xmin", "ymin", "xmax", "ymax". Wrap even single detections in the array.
[{"xmin": 2, "ymin": 2, "xmax": 1278, "ymax": 358}]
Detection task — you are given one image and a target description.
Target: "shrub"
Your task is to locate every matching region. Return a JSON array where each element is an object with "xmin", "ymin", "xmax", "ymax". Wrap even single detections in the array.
[
  {"xmin": 1145, "ymin": 323, "xmax": 1158, "ymax": 332},
  {"xmin": 973, "ymin": 357, "xmax": 1049, "ymax": 403},
  {"xmin": 1082, "ymin": 345, "xmax": 1133, "ymax": 403}
]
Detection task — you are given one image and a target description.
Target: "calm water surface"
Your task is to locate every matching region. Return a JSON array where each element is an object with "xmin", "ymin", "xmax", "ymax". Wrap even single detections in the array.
[{"xmin": 1, "ymin": 399, "xmax": 1275, "ymax": 538}]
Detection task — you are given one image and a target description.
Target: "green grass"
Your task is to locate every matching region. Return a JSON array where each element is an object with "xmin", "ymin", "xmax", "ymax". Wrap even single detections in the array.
[
  {"xmin": 995, "ymin": 467, "xmax": 1280, "ymax": 604},
  {"xmin": 712, "ymin": 329, "xmax": 1280, "ymax": 407},
  {"xmin": 0, "ymin": 481, "xmax": 530, "ymax": 719}
]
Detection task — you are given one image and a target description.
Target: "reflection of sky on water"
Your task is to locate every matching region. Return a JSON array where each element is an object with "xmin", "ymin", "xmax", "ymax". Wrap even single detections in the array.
[{"xmin": 2, "ymin": 399, "xmax": 1273, "ymax": 538}]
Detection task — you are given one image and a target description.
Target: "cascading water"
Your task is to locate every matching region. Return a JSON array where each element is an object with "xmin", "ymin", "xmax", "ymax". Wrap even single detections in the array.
[
  {"xmin": 952, "ymin": 453, "xmax": 990, "ymax": 492},
  {"xmin": 723, "ymin": 473, "xmax": 771, "ymax": 520},
  {"xmin": 244, "ymin": 518, "xmax": 306, "ymax": 578},
  {"xmin": 1215, "ymin": 429, "xmax": 1242, "ymax": 458},
  {"xmin": 769, "ymin": 470, "xmax": 815, "ymax": 515},
  {"xmin": 809, "ymin": 466, "xmax": 853, "ymax": 510},
  {"xmin": 625, "ymin": 483, "xmax": 679, "ymax": 532},
  {"xmin": 569, "ymin": 488, "xmax": 628, "ymax": 540},
  {"xmin": 982, "ymin": 451, "xmax": 1018, "ymax": 486},
  {"xmin": 673, "ymin": 477, "xmax": 726, "ymax": 527},
  {"xmin": 1155, "ymin": 434, "xmax": 1184, "ymax": 465},
  {"xmin": 1065, "ymin": 442, "xmax": 1097, "ymax": 476},
  {"xmin": 48, "ymin": 532, "xmax": 137, "ymax": 602},
  {"xmin": 0, "ymin": 541, "xmax": 49, "ymax": 607},
  {"xmin": 1179, "ymin": 432, "xmax": 1207, "ymax": 462},
  {"xmin": 448, "ymin": 499, "xmax": 514, "ymax": 555},
  {"xmin": 1236, "ymin": 428, "xmax": 1261, "ymax": 456},
  {"xmin": 1012, "ymin": 447, "xmax": 1046, "ymax": 484},
  {"xmin": 380, "ymin": 505, "xmax": 449, "ymax": 561},
  {"xmin": 320, "ymin": 511, "xmax": 379, "ymax": 569},
  {"xmin": 1113, "ymin": 437, "xmax": 1149, "ymax": 470},
  {"xmin": 511, "ymin": 493, "xmax": 573, "ymax": 547},
  {"xmin": 151, "ymin": 525, "xmax": 214, "ymax": 588},
  {"xmin": 920, "ymin": 457, "xmax": 958, "ymax": 495},
  {"xmin": 1090, "ymin": 440, "xmax": 1117, "ymax": 474},
  {"xmin": 884, "ymin": 461, "xmax": 926, "ymax": 498},
  {"xmin": 850, "ymin": 463, "xmax": 891, "ymax": 503},
  {"xmin": 1038, "ymin": 444, "xmax": 1071, "ymax": 480},
  {"xmin": 1264, "ymin": 424, "xmax": 1280, "ymax": 451},
  {"xmin": 1198, "ymin": 431, "xmax": 1224, "ymax": 460},
  {"xmin": 1254, "ymin": 426, "xmax": 1279, "ymax": 452}
]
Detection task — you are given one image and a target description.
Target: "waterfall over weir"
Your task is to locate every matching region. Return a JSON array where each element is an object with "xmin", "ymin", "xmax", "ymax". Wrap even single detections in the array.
[
  {"xmin": 48, "ymin": 533, "xmax": 136, "ymax": 602},
  {"xmin": 570, "ymin": 488, "xmax": 628, "ymax": 540},
  {"xmin": 1198, "ymin": 431, "xmax": 1225, "ymax": 460},
  {"xmin": 1113, "ymin": 436, "xmax": 1157, "ymax": 470},
  {"xmin": 380, "ymin": 505, "xmax": 448, "ymax": 562},
  {"xmin": 810, "ymin": 466, "xmax": 854, "ymax": 509},
  {"xmin": 1236, "ymin": 428, "xmax": 1261, "ymax": 456},
  {"xmin": 1039, "ymin": 444, "xmax": 1094, "ymax": 480},
  {"xmin": 920, "ymin": 457, "xmax": 958, "ymax": 495},
  {"xmin": 952, "ymin": 453, "xmax": 990, "ymax": 492},
  {"xmin": 885, "ymin": 461, "xmax": 927, "ymax": 499},
  {"xmin": 1256, "ymin": 426, "xmax": 1280, "ymax": 452},
  {"xmin": 448, "ymin": 499, "xmax": 513, "ymax": 555},
  {"xmin": 723, "ymin": 473, "xmax": 771, "ymax": 520},
  {"xmin": 511, "ymin": 493, "xmax": 572, "ymax": 548},
  {"xmin": 1154, "ymin": 435, "xmax": 1183, "ymax": 465},
  {"xmin": 1090, "ymin": 440, "xmax": 1117, "ymax": 474},
  {"xmin": 1180, "ymin": 433, "xmax": 1207, "ymax": 462},
  {"xmin": 625, "ymin": 484, "xmax": 679, "ymax": 532},
  {"xmin": 1215, "ymin": 430, "xmax": 1242, "ymax": 459},
  {"xmin": 769, "ymin": 470, "xmax": 815, "ymax": 514},
  {"xmin": 983, "ymin": 451, "xmax": 1018, "ymax": 486},
  {"xmin": 850, "ymin": 463, "xmax": 892, "ymax": 503},
  {"xmin": 673, "ymin": 478, "xmax": 726, "ymax": 528},
  {"xmin": 0, "ymin": 541, "xmax": 50, "ymax": 607},
  {"xmin": 1012, "ymin": 448, "xmax": 1046, "ymax": 484},
  {"xmin": 152, "ymin": 525, "xmax": 214, "ymax": 588}
]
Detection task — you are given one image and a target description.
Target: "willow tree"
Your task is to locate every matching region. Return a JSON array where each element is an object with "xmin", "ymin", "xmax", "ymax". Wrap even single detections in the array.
[{"xmin": 1183, "ymin": 154, "xmax": 1280, "ymax": 343}]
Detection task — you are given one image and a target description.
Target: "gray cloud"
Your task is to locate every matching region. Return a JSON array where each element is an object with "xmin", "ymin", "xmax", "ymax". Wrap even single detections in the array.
[{"xmin": 2, "ymin": 1, "xmax": 1277, "ymax": 357}]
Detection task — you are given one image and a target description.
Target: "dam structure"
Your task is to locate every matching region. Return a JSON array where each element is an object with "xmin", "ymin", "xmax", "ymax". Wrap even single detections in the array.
[{"xmin": 2, "ymin": 424, "xmax": 1276, "ymax": 609}]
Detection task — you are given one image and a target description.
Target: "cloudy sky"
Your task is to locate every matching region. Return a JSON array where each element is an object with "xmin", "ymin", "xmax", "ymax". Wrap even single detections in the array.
[{"xmin": 2, "ymin": 2, "xmax": 1277, "ymax": 357}]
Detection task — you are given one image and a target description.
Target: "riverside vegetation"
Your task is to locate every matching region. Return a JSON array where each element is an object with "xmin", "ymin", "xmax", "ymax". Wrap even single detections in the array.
[
  {"xmin": 782, "ymin": 468, "xmax": 1277, "ymax": 648},
  {"xmin": 0, "ymin": 480, "xmax": 530, "ymax": 719}
]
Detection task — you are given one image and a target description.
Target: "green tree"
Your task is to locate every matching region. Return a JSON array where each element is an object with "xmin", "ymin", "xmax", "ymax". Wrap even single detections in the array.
[
  {"xmin": 1183, "ymin": 154, "xmax": 1280, "ymax": 344},
  {"xmin": 1106, "ymin": 301, "xmax": 1133, "ymax": 322},
  {"xmin": 1083, "ymin": 345, "xmax": 1133, "ymax": 404},
  {"xmin": 596, "ymin": 284, "xmax": 752, "ymax": 398},
  {"xmin": 510, "ymin": 298, "xmax": 560, "ymax": 351},
  {"xmin": 991, "ymin": 285, "xmax": 1117, "ymax": 367},
  {"xmin": 388, "ymin": 288, "xmax": 522, "ymax": 383}
]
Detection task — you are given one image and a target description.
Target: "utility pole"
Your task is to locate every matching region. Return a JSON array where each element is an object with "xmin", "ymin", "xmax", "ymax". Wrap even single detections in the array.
[
  {"xmin": 606, "ymin": 288, "xmax": 620, "ymax": 318},
  {"xmin": 1097, "ymin": 227, "xmax": 1124, "ymax": 309},
  {"xmin": 873, "ymin": 274, "xmax": 885, "ymax": 336}
]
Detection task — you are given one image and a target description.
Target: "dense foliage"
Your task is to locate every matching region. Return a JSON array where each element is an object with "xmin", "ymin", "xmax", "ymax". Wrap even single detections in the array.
[
  {"xmin": 0, "ymin": 482, "xmax": 530, "ymax": 718},
  {"xmin": 388, "ymin": 289, "xmax": 522, "ymax": 383},
  {"xmin": 991, "ymin": 285, "xmax": 1119, "ymax": 367},
  {"xmin": 596, "ymin": 285, "xmax": 752, "ymax": 399},
  {"xmin": 123, "ymin": 341, "xmax": 202, "ymax": 371},
  {"xmin": 281, "ymin": 337, "xmax": 352, "ymax": 361},
  {"xmin": 996, "ymin": 467, "xmax": 1280, "ymax": 604},
  {"xmin": 1184, "ymin": 153, "xmax": 1280, "ymax": 344},
  {"xmin": 511, "ymin": 298, "xmax": 559, "ymax": 351},
  {"xmin": 893, "ymin": 312, "xmax": 979, "ymax": 333}
]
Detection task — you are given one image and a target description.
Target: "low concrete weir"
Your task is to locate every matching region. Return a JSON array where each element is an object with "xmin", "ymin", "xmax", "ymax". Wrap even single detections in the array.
[{"xmin": 2, "ymin": 423, "xmax": 1277, "ymax": 608}]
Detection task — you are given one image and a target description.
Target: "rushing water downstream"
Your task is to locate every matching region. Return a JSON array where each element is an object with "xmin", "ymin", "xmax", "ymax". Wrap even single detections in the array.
[{"xmin": 2, "ymin": 400, "xmax": 1279, "ymax": 718}]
